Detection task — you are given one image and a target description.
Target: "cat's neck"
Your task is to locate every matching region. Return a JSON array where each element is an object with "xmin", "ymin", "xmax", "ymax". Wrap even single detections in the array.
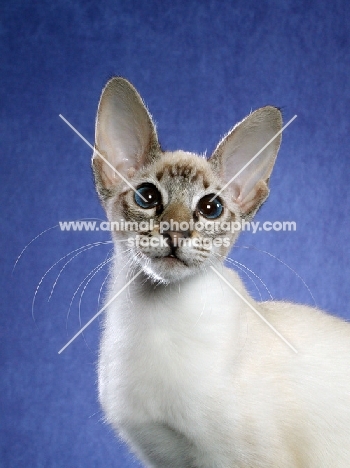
[
  {"xmin": 113, "ymin": 252, "xmax": 227, "ymax": 294},
  {"xmin": 110, "ymin": 252, "xmax": 249, "ymax": 331},
  {"xmin": 105, "ymin": 254, "xmax": 248, "ymax": 371}
]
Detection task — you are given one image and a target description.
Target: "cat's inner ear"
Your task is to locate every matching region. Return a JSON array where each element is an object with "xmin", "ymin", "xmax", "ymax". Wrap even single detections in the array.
[
  {"xmin": 92, "ymin": 77, "xmax": 160, "ymax": 193},
  {"xmin": 210, "ymin": 106, "xmax": 282, "ymax": 217}
]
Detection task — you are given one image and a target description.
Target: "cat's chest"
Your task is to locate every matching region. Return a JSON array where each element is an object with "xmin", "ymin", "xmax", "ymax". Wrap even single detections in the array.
[
  {"xmin": 120, "ymin": 315, "xmax": 215, "ymax": 424},
  {"xmin": 99, "ymin": 273, "xmax": 242, "ymax": 426}
]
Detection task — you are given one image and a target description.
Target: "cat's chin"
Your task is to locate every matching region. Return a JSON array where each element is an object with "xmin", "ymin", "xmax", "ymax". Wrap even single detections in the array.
[{"xmin": 140, "ymin": 256, "xmax": 201, "ymax": 284}]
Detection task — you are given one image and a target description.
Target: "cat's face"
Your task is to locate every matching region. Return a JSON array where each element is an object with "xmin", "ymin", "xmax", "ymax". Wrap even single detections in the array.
[
  {"xmin": 104, "ymin": 150, "xmax": 240, "ymax": 283},
  {"xmin": 92, "ymin": 78, "xmax": 282, "ymax": 284}
]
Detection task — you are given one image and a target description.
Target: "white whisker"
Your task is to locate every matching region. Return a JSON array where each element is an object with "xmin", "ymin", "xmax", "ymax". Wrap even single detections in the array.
[
  {"xmin": 77, "ymin": 256, "xmax": 115, "ymax": 349},
  {"xmin": 97, "ymin": 249, "xmax": 114, "ymax": 309},
  {"xmin": 215, "ymin": 253, "xmax": 263, "ymax": 301},
  {"xmin": 14, "ymin": 225, "xmax": 58, "ymax": 273},
  {"xmin": 58, "ymin": 269, "xmax": 143, "ymax": 354},
  {"xmin": 78, "ymin": 257, "xmax": 115, "ymax": 320},
  {"xmin": 66, "ymin": 256, "xmax": 114, "ymax": 330},
  {"xmin": 232, "ymin": 258, "xmax": 273, "ymax": 300},
  {"xmin": 217, "ymin": 252, "xmax": 273, "ymax": 301},
  {"xmin": 13, "ymin": 218, "xmax": 114, "ymax": 273},
  {"xmin": 32, "ymin": 241, "xmax": 110, "ymax": 321},
  {"xmin": 233, "ymin": 245, "xmax": 316, "ymax": 305},
  {"xmin": 48, "ymin": 241, "xmax": 113, "ymax": 301}
]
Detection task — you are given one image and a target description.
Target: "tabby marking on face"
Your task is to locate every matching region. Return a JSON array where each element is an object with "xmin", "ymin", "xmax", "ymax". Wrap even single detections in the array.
[{"xmin": 94, "ymin": 78, "xmax": 350, "ymax": 468}]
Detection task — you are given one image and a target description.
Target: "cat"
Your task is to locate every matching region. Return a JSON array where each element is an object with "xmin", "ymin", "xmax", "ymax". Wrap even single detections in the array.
[{"xmin": 93, "ymin": 77, "xmax": 350, "ymax": 467}]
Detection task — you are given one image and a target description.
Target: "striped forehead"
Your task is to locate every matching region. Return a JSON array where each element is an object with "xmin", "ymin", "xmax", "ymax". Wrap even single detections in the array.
[{"xmin": 155, "ymin": 162, "xmax": 211, "ymax": 189}]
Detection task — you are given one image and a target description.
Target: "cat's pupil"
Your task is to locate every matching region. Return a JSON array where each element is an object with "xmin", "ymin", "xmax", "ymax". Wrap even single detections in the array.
[
  {"xmin": 135, "ymin": 183, "xmax": 161, "ymax": 209},
  {"xmin": 135, "ymin": 186, "xmax": 222, "ymax": 219},
  {"xmin": 197, "ymin": 195, "xmax": 223, "ymax": 219}
]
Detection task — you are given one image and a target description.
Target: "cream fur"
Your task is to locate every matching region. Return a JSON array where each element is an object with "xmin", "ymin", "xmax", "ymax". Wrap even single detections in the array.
[{"xmin": 94, "ymin": 78, "xmax": 350, "ymax": 467}]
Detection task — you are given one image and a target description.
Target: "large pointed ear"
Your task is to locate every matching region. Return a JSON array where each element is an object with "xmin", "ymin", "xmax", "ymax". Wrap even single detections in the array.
[
  {"xmin": 92, "ymin": 77, "xmax": 160, "ymax": 199},
  {"xmin": 209, "ymin": 106, "xmax": 282, "ymax": 218}
]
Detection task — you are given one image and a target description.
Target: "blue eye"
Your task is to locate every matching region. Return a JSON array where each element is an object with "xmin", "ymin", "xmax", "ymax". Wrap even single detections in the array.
[
  {"xmin": 197, "ymin": 195, "xmax": 223, "ymax": 219},
  {"xmin": 134, "ymin": 183, "xmax": 162, "ymax": 209}
]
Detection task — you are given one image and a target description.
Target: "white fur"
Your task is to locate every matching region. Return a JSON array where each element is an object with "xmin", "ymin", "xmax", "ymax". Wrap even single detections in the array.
[
  {"xmin": 99, "ymin": 260, "xmax": 350, "ymax": 467},
  {"xmin": 95, "ymin": 78, "xmax": 350, "ymax": 467}
]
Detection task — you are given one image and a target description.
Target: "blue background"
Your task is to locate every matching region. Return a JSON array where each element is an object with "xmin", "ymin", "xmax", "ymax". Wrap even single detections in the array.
[{"xmin": 1, "ymin": 1, "xmax": 350, "ymax": 466}]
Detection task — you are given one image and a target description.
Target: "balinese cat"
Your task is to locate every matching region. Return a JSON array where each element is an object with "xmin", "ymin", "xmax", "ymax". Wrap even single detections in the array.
[{"xmin": 93, "ymin": 77, "xmax": 350, "ymax": 467}]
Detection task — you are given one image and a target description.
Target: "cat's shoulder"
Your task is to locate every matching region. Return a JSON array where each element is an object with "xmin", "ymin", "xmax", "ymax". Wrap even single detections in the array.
[{"xmin": 261, "ymin": 299, "xmax": 350, "ymax": 351}]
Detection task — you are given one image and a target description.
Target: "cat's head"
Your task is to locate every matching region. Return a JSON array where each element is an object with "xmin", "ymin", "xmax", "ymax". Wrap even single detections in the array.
[{"xmin": 92, "ymin": 78, "xmax": 282, "ymax": 284}]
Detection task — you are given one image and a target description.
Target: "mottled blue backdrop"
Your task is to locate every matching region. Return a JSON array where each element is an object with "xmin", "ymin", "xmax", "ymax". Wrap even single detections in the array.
[{"xmin": 1, "ymin": 1, "xmax": 350, "ymax": 466}]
